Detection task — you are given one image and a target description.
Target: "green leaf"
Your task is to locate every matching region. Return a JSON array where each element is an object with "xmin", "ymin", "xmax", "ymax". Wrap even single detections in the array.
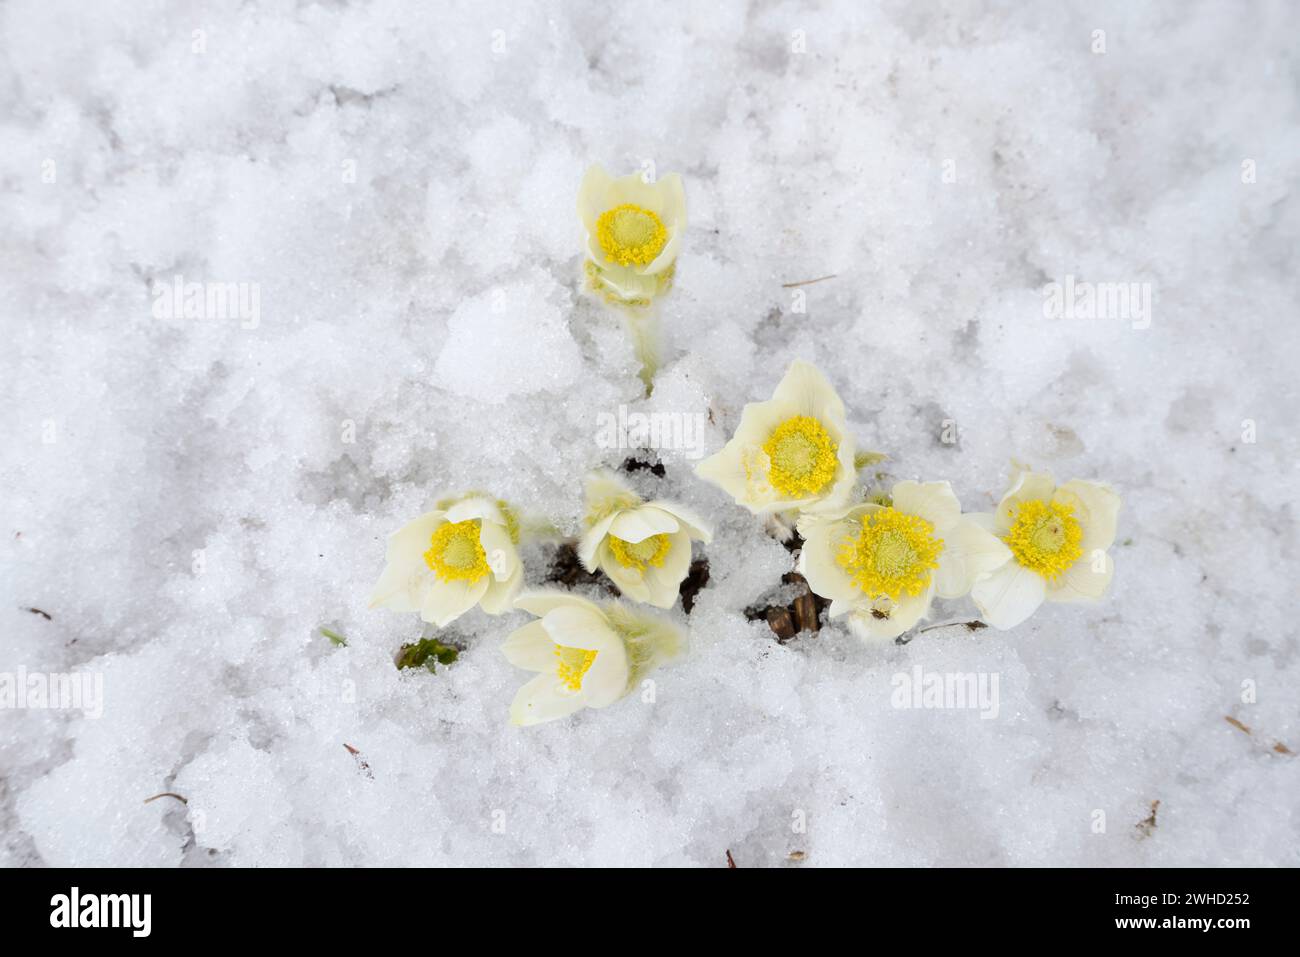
[
  {"xmin": 396, "ymin": 637, "xmax": 460, "ymax": 673},
  {"xmin": 320, "ymin": 627, "xmax": 348, "ymax": 647}
]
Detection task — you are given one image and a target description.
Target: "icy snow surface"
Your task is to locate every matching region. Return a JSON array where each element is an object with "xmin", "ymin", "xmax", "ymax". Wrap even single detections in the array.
[{"xmin": 2, "ymin": 0, "xmax": 1298, "ymax": 867}]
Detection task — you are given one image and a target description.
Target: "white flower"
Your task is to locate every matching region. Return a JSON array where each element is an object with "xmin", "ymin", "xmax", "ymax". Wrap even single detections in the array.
[
  {"xmin": 695, "ymin": 359, "xmax": 857, "ymax": 516},
  {"xmin": 578, "ymin": 164, "xmax": 686, "ymax": 307},
  {"xmin": 368, "ymin": 494, "xmax": 522, "ymax": 627},
  {"xmin": 502, "ymin": 590, "xmax": 685, "ymax": 726},
  {"xmin": 968, "ymin": 465, "xmax": 1121, "ymax": 630},
  {"xmin": 798, "ymin": 480, "xmax": 1011, "ymax": 640},
  {"xmin": 577, "ymin": 472, "xmax": 712, "ymax": 609}
]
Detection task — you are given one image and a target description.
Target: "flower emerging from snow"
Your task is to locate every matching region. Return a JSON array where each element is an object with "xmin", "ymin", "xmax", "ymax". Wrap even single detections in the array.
[
  {"xmin": 578, "ymin": 471, "xmax": 712, "ymax": 609},
  {"xmin": 503, "ymin": 590, "xmax": 686, "ymax": 726},
  {"xmin": 798, "ymin": 480, "xmax": 1011, "ymax": 640},
  {"xmin": 969, "ymin": 465, "xmax": 1121, "ymax": 629},
  {"xmin": 695, "ymin": 360, "xmax": 857, "ymax": 516},
  {"xmin": 578, "ymin": 164, "xmax": 686, "ymax": 308},
  {"xmin": 368, "ymin": 494, "xmax": 523, "ymax": 627}
]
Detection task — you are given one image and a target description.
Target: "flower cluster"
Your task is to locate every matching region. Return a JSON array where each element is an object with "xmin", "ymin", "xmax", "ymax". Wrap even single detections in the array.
[
  {"xmin": 367, "ymin": 169, "xmax": 1121, "ymax": 728},
  {"xmin": 695, "ymin": 363, "xmax": 1120, "ymax": 640},
  {"xmin": 370, "ymin": 474, "xmax": 708, "ymax": 727}
]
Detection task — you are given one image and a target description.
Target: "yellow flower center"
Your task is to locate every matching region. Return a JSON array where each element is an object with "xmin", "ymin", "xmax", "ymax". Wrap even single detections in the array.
[
  {"xmin": 596, "ymin": 204, "xmax": 667, "ymax": 267},
  {"xmin": 836, "ymin": 508, "xmax": 943, "ymax": 600},
  {"xmin": 555, "ymin": 645, "xmax": 598, "ymax": 692},
  {"xmin": 607, "ymin": 533, "xmax": 671, "ymax": 572},
  {"xmin": 762, "ymin": 415, "xmax": 839, "ymax": 497},
  {"xmin": 1004, "ymin": 499, "xmax": 1083, "ymax": 579},
  {"xmin": 423, "ymin": 520, "xmax": 490, "ymax": 583}
]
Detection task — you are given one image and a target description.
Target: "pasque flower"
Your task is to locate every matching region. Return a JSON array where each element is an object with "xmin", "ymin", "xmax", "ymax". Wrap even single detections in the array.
[
  {"xmin": 577, "ymin": 472, "xmax": 712, "ymax": 609},
  {"xmin": 798, "ymin": 480, "xmax": 1011, "ymax": 640},
  {"xmin": 578, "ymin": 164, "xmax": 686, "ymax": 308},
  {"xmin": 695, "ymin": 359, "xmax": 857, "ymax": 516},
  {"xmin": 369, "ymin": 493, "xmax": 522, "ymax": 627},
  {"xmin": 968, "ymin": 465, "xmax": 1120, "ymax": 629},
  {"xmin": 502, "ymin": 591, "xmax": 686, "ymax": 726}
]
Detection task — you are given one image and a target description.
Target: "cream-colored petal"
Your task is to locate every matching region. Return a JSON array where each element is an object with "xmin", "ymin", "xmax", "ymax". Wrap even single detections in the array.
[
  {"xmin": 578, "ymin": 512, "xmax": 620, "ymax": 570},
  {"xmin": 384, "ymin": 511, "xmax": 443, "ymax": 564},
  {"xmin": 478, "ymin": 522, "xmax": 518, "ymax": 581},
  {"xmin": 1046, "ymin": 551, "xmax": 1114, "ymax": 603},
  {"xmin": 646, "ymin": 500, "xmax": 713, "ymax": 544},
  {"xmin": 607, "ymin": 171, "xmax": 672, "ymax": 216},
  {"xmin": 770, "ymin": 360, "xmax": 847, "ymax": 426},
  {"xmin": 540, "ymin": 605, "xmax": 622, "ymax": 653},
  {"xmin": 892, "ymin": 480, "xmax": 962, "ymax": 533},
  {"xmin": 1053, "ymin": 479, "xmax": 1121, "ymax": 552},
  {"xmin": 847, "ymin": 586, "xmax": 932, "ymax": 641},
  {"xmin": 501, "ymin": 620, "xmax": 556, "ymax": 672},
  {"xmin": 600, "ymin": 540, "xmax": 652, "ymax": 603},
  {"xmin": 641, "ymin": 226, "xmax": 680, "ymax": 275},
  {"xmin": 419, "ymin": 575, "xmax": 489, "ymax": 627},
  {"xmin": 514, "ymin": 589, "xmax": 604, "ymax": 620},
  {"xmin": 479, "ymin": 560, "xmax": 523, "ymax": 615},
  {"xmin": 510, "ymin": 674, "xmax": 587, "ymax": 727},
  {"xmin": 694, "ymin": 443, "xmax": 750, "ymax": 505},
  {"xmin": 933, "ymin": 518, "xmax": 1014, "ymax": 600},
  {"xmin": 577, "ymin": 164, "xmax": 615, "ymax": 231},
  {"xmin": 971, "ymin": 562, "xmax": 1046, "ymax": 630},
  {"xmin": 367, "ymin": 559, "xmax": 425, "ymax": 612},
  {"xmin": 444, "ymin": 496, "xmax": 507, "ymax": 527},
  {"xmin": 642, "ymin": 530, "xmax": 692, "ymax": 608},
  {"xmin": 589, "ymin": 259, "xmax": 658, "ymax": 300},
  {"xmin": 994, "ymin": 470, "xmax": 1056, "ymax": 533},
  {"xmin": 580, "ymin": 641, "xmax": 630, "ymax": 708},
  {"xmin": 610, "ymin": 506, "xmax": 680, "ymax": 543},
  {"xmin": 797, "ymin": 519, "xmax": 861, "ymax": 605}
]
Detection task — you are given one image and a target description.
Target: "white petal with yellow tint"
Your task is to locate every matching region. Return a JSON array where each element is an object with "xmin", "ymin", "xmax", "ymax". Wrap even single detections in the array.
[
  {"xmin": 501, "ymin": 621, "xmax": 556, "ymax": 673},
  {"xmin": 892, "ymin": 480, "xmax": 962, "ymax": 534},
  {"xmin": 993, "ymin": 469, "xmax": 1056, "ymax": 534},
  {"xmin": 510, "ymin": 673, "xmax": 587, "ymax": 727},
  {"xmin": 609, "ymin": 506, "xmax": 680, "ymax": 543},
  {"xmin": 650, "ymin": 500, "xmax": 713, "ymax": 543},
  {"xmin": 642, "ymin": 529, "xmax": 693, "ymax": 608},
  {"xmin": 539, "ymin": 605, "xmax": 620, "ymax": 653},
  {"xmin": 479, "ymin": 560, "xmax": 522, "ymax": 614},
  {"xmin": 933, "ymin": 518, "xmax": 1014, "ymax": 600},
  {"xmin": 600, "ymin": 540, "xmax": 652, "ymax": 603},
  {"xmin": 1047, "ymin": 551, "xmax": 1114, "ymax": 603},
  {"xmin": 971, "ymin": 561, "xmax": 1047, "ymax": 630},
  {"xmin": 797, "ymin": 515, "xmax": 862, "ymax": 605},
  {"xmin": 514, "ymin": 589, "xmax": 602, "ymax": 619},
  {"xmin": 1053, "ymin": 479, "xmax": 1121, "ymax": 552},
  {"xmin": 420, "ymin": 575, "xmax": 489, "ymax": 627},
  {"xmin": 848, "ymin": 585, "xmax": 933, "ymax": 641}
]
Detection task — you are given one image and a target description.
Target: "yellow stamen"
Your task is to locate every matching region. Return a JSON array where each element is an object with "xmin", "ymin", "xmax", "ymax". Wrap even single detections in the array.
[
  {"xmin": 762, "ymin": 415, "xmax": 839, "ymax": 498},
  {"xmin": 596, "ymin": 204, "xmax": 667, "ymax": 267},
  {"xmin": 607, "ymin": 533, "xmax": 671, "ymax": 572},
  {"xmin": 836, "ymin": 507, "xmax": 943, "ymax": 599},
  {"xmin": 423, "ymin": 520, "xmax": 490, "ymax": 583},
  {"xmin": 1004, "ymin": 499, "xmax": 1083, "ymax": 579},
  {"xmin": 555, "ymin": 645, "xmax": 598, "ymax": 692}
]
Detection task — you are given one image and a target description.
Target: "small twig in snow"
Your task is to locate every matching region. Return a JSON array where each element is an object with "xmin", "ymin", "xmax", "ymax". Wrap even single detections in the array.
[
  {"xmin": 143, "ymin": 792, "xmax": 188, "ymax": 805},
  {"xmin": 781, "ymin": 274, "xmax": 837, "ymax": 288}
]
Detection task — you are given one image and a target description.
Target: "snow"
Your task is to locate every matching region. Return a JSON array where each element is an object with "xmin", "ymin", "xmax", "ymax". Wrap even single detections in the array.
[{"xmin": 2, "ymin": 0, "xmax": 1298, "ymax": 867}]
